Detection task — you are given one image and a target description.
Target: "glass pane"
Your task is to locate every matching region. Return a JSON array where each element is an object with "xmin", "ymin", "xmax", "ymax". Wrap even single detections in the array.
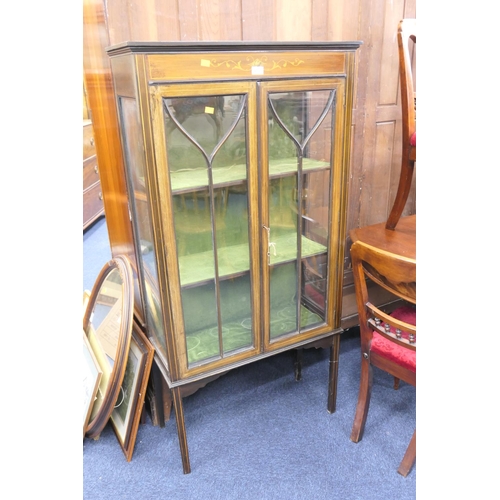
[
  {"xmin": 301, "ymin": 169, "xmax": 330, "ymax": 320},
  {"xmin": 267, "ymin": 89, "xmax": 335, "ymax": 339},
  {"xmin": 181, "ymin": 282, "xmax": 219, "ymax": 364},
  {"xmin": 269, "ymin": 263, "xmax": 298, "ymax": 338},
  {"xmin": 219, "ymin": 275, "xmax": 253, "ymax": 355},
  {"xmin": 268, "ymin": 175, "xmax": 299, "ymax": 338},
  {"xmin": 164, "ymin": 94, "xmax": 254, "ymax": 366},
  {"xmin": 216, "ymin": 179, "xmax": 252, "ymax": 356},
  {"xmin": 119, "ymin": 97, "xmax": 168, "ymax": 359}
]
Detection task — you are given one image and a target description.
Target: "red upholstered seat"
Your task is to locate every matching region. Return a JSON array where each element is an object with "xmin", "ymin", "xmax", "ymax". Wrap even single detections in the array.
[
  {"xmin": 371, "ymin": 306, "xmax": 416, "ymax": 373},
  {"xmin": 410, "ymin": 132, "xmax": 416, "ymax": 147}
]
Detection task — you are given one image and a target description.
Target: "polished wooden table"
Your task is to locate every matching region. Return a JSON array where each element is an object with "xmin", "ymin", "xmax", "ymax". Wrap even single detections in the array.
[
  {"xmin": 350, "ymin": 214, "xmax": 416, "ymax": 259},
  {"xmin": 349, "ymin": 214, "xmax": 416, "ymax": 305}
]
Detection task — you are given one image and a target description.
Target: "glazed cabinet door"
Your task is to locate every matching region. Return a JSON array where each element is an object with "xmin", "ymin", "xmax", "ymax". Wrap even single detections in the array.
[
  {"xmin": 149, "ymin": 82, "xmax": 262, "ymax": 380},
  {"xmin": 258, "ymin": 78, "xmax": 347, "ymax": 351}
]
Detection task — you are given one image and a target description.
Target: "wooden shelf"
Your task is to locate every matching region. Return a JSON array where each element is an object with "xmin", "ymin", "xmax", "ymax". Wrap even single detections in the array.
[
  {"xmin": 179, "ymin": 231, "xmax": 326, "ymax": 286},
  {"xmin": 268, "ymin": 157, "xmax": 329, "ymax": 178},
  {"xmin": 170, "ymin": 157, "xmax": 329, "ymax": 193}
]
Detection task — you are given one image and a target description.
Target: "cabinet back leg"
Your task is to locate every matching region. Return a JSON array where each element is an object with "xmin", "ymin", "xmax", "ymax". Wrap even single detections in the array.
[{"xmin": 294, "ymin": 348, "xmax": 303, "ymax": 381}]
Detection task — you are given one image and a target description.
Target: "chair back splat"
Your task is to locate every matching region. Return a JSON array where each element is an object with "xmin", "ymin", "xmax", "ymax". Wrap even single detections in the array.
[{"xmin": 386, "ymin": 18, "xmax": 416, "ymax": 230}]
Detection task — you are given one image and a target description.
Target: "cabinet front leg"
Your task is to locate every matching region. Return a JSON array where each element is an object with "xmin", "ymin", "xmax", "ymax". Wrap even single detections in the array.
[
  {"xmin": 172, "ymin": 386, "xmax": 191, "ymax": 474},
  {"xmin": 327, "ymin": 334, "xmax": 340, "ymax": 413}
]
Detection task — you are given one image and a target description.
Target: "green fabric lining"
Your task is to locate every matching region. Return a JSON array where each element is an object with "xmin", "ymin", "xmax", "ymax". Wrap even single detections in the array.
[{"xmin": 186, "ymin": 304, "xmax": 323, "ymax": 365}]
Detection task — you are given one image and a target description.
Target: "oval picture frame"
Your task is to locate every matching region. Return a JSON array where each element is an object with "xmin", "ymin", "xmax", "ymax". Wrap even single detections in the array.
[{"xmin": 83, "ymin": 255, "xmax": 134, "ymax": 439}]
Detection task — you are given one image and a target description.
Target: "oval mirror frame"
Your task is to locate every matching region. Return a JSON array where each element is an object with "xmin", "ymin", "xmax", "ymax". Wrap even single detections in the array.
[{"xmin": 83, "ymin": 255, "xmax": 134, "ymax": 439}]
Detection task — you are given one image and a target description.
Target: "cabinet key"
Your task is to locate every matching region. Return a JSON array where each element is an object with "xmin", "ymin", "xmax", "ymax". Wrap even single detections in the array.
[{"xmin": 262, "ymin": 225, "xmax": 277, "ymax": 265}]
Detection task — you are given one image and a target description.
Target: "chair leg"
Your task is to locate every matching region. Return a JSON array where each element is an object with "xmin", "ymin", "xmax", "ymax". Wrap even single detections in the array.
[
  {"xmin": 350, "ymin": 356, "xmax": 373, "ymax": 443},
  {"xmin": 393, "ymin": 377, "xmax": 400, "ymax": 390},
  {"xmin": 386, "ymin": 159, "xmax": 415, "ymax": 230},
  {"xmin": 397, "ymin": 429, "xmax": 416, "ymax": 477}
]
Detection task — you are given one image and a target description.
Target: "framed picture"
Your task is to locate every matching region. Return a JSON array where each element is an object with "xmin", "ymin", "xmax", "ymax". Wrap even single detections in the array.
[
  {"xmin": 110, "ymin": 321, "xmax": 154, "ymax": 461},
  {"xmin": 83, "ymin": 330, "xmax": 102, "ymax": 439}
]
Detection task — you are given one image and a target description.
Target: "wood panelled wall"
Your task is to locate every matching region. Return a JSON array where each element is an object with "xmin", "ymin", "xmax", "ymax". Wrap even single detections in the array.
[{"xmin": 83, "ymin": 0, "xmax": 416, "ymax": 326}]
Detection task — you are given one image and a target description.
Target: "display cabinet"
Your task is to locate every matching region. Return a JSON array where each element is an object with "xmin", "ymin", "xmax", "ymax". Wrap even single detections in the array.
[{"xmin": 107, "ymin": 41, "xmax": 360, "ymax": 473}]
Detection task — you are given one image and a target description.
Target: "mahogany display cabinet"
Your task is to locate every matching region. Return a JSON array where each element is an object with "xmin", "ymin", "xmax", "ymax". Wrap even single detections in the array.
[{"xmin": 106, "ymin": 41, "xmax": 361, "ymax": 473}]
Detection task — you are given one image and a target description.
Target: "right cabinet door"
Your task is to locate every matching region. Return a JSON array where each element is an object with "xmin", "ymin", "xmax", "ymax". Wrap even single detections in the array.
[{"xmin": 259, "ymin": 78, "xmax": 347, "ymax": 351}]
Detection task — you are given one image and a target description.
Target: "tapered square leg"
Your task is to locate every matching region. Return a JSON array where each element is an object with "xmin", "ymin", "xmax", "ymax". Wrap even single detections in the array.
[
  {"xmin": 327, "ymin": 334, "xmax": 340, "ymax": 413},
  {"xmin": 172, "ymin": 386, "xmax": 191, "ymax": 474}
]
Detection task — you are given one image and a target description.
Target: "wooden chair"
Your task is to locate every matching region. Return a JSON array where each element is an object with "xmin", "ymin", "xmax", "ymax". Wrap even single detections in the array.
[
  {"xmin": 349, "ymin": 240, "xmax": 416, "ymax": 477},
  {"xmin": 386, "ymin": 18, "xmax": 416, "ymax": 230}
]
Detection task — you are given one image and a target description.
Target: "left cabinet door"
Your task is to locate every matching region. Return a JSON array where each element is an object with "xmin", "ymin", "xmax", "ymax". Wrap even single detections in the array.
[{"xmin": 148, "ymin": 81, "xmax": 262, "ymax": 380}]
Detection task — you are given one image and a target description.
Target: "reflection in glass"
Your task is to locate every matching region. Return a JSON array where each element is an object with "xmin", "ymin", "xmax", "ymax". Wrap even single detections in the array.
[
  {"xmin": 267, "ymin": 90, "xmax": 335, "ymax": 339},
  {"xmin": 90, "ymin": 268, "xmax": 124, "ymax": 367},
  {"xmin": 164, "ymin": 94, "xmax": 253, "ymax": 366}
]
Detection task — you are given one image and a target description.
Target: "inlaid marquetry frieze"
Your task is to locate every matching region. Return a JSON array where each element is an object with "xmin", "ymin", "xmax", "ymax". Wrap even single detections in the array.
[
  {"xmin": 200, "ymin": 56, "xmax": 305, "ymax": 72},
  {"xmin": 146, "ymin": 52, "xmax": 346, "ymax": 81}
]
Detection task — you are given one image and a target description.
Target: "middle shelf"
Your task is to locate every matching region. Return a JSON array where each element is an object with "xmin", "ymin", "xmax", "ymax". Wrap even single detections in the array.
[{"xmin": 177, "ymin": 230, "xmax": 326, "ymax": 287}]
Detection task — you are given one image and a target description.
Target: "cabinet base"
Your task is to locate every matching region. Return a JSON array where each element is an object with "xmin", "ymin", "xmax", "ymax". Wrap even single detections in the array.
[{"xmin": 151, "ymin": 333, "xmax": 341, "ymax": 474}]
